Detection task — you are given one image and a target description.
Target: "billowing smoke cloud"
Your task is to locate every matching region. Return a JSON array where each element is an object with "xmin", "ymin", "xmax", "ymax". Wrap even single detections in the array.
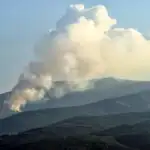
[{"xmin": 8, "ymin": 4, "xmax": 150, "ymax": 112}]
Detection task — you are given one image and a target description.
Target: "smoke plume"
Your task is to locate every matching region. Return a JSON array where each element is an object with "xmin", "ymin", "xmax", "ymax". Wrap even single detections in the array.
[{"xmin": 9, "ymin": 4, "xmax": 150, "ymax": 112}]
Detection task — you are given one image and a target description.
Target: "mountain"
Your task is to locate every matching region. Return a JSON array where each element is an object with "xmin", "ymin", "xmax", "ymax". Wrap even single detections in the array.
[
  {"xmin": 23, "ymin": 78, "xmax": 150, "ymax": 110},
  {"xmin": 1, "ymin": 93, "xmax": 150, "ymax": 135},
  {"xmin": 1, "ymin": 78, "xmax": 150, "ymax": 118},
  {"xmin": 2, "ymin": 78, "xmax": 150, "ymax": 149},
  {"xmin": 1, "ymin": 78, "xmax": 150, "ymax": 134}
]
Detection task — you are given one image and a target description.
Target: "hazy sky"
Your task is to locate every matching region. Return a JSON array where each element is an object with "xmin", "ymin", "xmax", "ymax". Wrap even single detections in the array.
[{"xmin": 0, "ymin": 0, "xmax": 150, "ymax": 93}]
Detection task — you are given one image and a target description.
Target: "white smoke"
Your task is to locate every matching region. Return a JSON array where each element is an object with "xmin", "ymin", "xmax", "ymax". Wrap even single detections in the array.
[{"xmin": 9, "ymin": 4, "xmax": 150, "ymax": 112}]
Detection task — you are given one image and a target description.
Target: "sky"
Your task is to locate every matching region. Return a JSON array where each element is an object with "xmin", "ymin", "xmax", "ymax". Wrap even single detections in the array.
[{"xmin": 0, "ymin": 0, "xmax": 150, "ymax": 93}]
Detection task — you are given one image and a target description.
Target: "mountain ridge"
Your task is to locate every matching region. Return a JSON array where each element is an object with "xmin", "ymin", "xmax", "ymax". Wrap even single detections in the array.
[
  {"xmin": 1, "ymin": 78, "xmax": 150, "ymax": 118},
  {"xmin": 1, "ymin": 90, "xmax": 150, "ymax": 135}
]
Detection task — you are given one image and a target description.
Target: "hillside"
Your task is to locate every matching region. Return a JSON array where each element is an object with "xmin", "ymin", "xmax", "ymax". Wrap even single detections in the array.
[
  {"xmin": 23, "ymin": 78, "xmax": 150, "ymax": 110},
  {"xmin": 2, "ymin": 118, "xmax": 150, "ymax": 150},
  {"xmin": 98, "ymin": 120, "xmax": 150, "ymax": 136},
  {"xmin": 0, "ymin": 134, "xmax": 134, "ymax": 150},
  {"xmin": 1, "ymin": 97, "xmax": 150, "ymax": 135},
  {"xmin": 1, "ymin": 78, "xmax": 150, "ymax": 118},
  {"xmin": 1, "ymin": 78, "xmax": 150, "ymax": 134}
]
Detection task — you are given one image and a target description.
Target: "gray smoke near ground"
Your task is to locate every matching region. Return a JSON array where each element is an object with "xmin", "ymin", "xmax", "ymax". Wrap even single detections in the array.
[{"xmin": 8, "ymin": 4, "xmax": 150, "ymax": 112}]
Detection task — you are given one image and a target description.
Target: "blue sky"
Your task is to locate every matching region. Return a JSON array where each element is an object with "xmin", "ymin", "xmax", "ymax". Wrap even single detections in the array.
[{"xmin": 0, "ymin": 0, "xmax": 150, "ymax": 92}]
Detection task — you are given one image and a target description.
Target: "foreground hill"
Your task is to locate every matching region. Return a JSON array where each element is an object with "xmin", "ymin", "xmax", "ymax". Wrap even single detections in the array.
[
  {"xmin": 98, "ymin": 120, "xmax": 150, "ymax": 136},
  {"xmin": 0, "ymin": 134, "xmax": 134, "ymax": 150},
  {"xmin": 2, "ymin": 118, "xmax": 150, "ymax": 149}
]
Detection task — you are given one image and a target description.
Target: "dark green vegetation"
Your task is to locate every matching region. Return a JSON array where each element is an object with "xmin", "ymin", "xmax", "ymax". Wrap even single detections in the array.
[{"xmin": 0, "ymin": 135, "xmax": 119, "ymax": 150}]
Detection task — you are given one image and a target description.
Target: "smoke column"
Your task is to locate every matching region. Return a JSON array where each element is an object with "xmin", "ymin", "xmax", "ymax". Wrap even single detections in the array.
[{"xmin": 9, "ymin": 4, "xmax": 150, "ymax": 112}]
